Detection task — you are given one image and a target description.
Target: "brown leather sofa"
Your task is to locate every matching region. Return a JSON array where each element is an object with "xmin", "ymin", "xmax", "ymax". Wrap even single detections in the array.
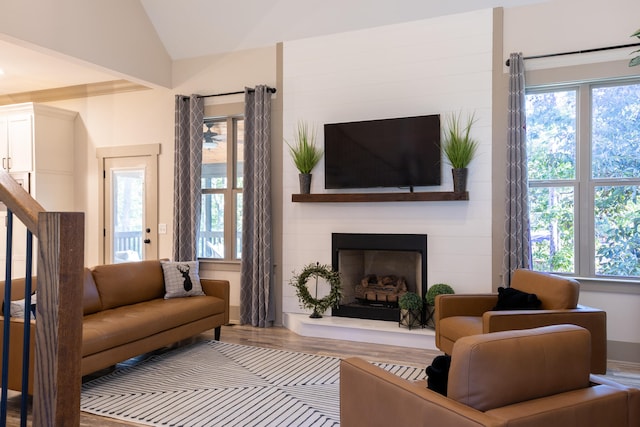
[
  {"xmin": 0, "ymin": 259, "xmax": 229, "ymax": 394},
  {"xmin": 340, "ymin": 325, "xmax": 639, "ymax": 427},
  {"xmin": 434, "ymin": 269, "xmax": 607, "ymax": 373}
]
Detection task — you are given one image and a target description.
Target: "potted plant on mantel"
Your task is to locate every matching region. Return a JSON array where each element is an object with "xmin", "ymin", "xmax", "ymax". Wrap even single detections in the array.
[
  {"xmin": 424, "ymin": 283, "xmax": 455, "ymax": 328},
  {"xmin": 398, "ymin": 291, "xmax": 423, "ymax": 330},
  {"xmin": 442, "ymin": 112, "xmax": 479, "ymax": 193},
  {"xmin": 286, "ymin": 120, "xmax": 323, "ymax": 194},
  {"xmin": 630, "ymin": 28, "xmax": 640, "ymax": 67}
]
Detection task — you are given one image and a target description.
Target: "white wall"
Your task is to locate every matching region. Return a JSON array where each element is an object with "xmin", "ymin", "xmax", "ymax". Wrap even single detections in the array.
[
  {"xmin": 504, "ymin": 0, "xmax": 640, "ymax": 67},
  {"xmin": 0, "ymin": 0, "xmax": 171, "ymax": 88},
  {"xmin": 282, "ymin": 9, "xmax": 496, "ymax": 315},
  {"xmin": 45, "ymin": 47, "xmax": 277, "ymax": 315}
]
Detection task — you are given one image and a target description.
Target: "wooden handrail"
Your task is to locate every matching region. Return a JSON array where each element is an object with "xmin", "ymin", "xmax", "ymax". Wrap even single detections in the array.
[
  {"xmin": 0, "ymin": 170, "xmax": 84, "ymax": 426},
  {"xmin": 0, "ymin": 171, "xmax": 44, "ymax": 235}
]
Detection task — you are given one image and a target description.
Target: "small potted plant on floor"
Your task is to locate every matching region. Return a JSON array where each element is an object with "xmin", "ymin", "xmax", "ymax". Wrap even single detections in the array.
[
  {"xmin": 442, "ymin": 112, "xmax": 478, "ymax": 193},
  {"xmin": 424, "ymin": 283, "xmax": 455, "ymax": 328},
  {"xmin": 398, "ymin": 292, "xmax": 423, "ymax": 330},
  {"xmin": 286, "ymin": 120, "xmax": 323, "ymax": 194}
]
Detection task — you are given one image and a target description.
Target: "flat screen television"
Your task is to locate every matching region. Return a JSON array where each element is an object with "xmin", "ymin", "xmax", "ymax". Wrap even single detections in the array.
[{"xmin": 324, "ymin": 114, "xmax": 441, "ymax": 189}]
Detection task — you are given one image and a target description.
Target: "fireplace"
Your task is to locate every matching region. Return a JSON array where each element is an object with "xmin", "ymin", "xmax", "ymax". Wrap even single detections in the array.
[{"xmin": 331, "ymin": 233, "xmax": 427, "ymax": 322}]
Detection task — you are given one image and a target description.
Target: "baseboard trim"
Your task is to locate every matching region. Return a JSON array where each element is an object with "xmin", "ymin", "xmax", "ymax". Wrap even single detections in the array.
[
  {"xmin": 608, "ymin": 340, "xmax": 640, "ymax": 363},
  {"xmin": 228, "ymin": 305, "xmax": 240, "ymax": 324}
]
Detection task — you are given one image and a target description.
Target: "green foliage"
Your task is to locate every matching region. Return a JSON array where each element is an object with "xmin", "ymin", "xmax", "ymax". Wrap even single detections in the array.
[
  {"xmin": 425, "ymin": 283, "xmax": 455, "ymax": 306},
  {"xmin": 398, "ymin": 292, "xmax": 423, "ymax": 311},
  {"xmin": 442, "ymin": 112, "xmax": 479, "ymax": 169},
  {"xmin": 526, "ymin": 91, "xmax": 576, "ymax": 181},
  {"xmin": 286, "ymin": 120, "xmax": 323, "ymax": 174},
  {"xmin": 526, "ymin": 82, "xmax": 640, "ymax": 278},
  {"xmin": 594, "ymin": 186, "xmax": 640, "ymax": 276},
  {"xmin": 630, "ymin": 28, "xmax": 640, "ymax": 67},
  {"xmin": 290, "ymin": 263, "xmax": 342, "ymax": 314}
]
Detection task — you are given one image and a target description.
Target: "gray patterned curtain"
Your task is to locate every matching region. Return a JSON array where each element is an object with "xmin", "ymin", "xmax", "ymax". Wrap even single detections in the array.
[
  {"xmin": 240, "ymin": 86, "xmax": 274, "ymax": 327},
  {"xmin": 173, "ymin": 95, "xmax": 203, "ymax": 261},
  {"xmin": 502, "ymin": 53, "xmax": 531, "ymax": 286}
]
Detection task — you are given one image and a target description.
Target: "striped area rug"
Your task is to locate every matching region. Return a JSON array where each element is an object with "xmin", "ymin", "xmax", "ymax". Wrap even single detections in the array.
[{"xmin": 81, "ymin": 341, "xmax": 425, "ymax": 427}]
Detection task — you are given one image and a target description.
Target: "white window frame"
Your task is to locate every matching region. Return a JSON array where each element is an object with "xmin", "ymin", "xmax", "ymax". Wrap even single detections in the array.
[
  {"xmin": 526, "ymin": 77, "xmax": 640, "ymax": 282},
  {"xmin": 199, "ymin": 102, "xmax": 243, "ymax": 269}
]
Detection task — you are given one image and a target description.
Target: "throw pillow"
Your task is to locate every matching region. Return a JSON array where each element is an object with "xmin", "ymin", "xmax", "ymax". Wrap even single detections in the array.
[
  {"xmin": 161, "ymin": 261, "xmax": 205, "ymax": 299},
  {"xmin": 9, "ymin": 293, "xmax": 37, "ymax": 321},
  {"xmin": 492, "ymin": 286, "xmax": 542, "ymax": 310},
  {"xmin": 425, "ymin": 354, "xmax": 451, "ymax": 396}
]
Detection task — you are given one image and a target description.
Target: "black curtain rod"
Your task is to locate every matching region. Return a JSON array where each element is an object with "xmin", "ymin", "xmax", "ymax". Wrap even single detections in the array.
[
  {"xmin": 198, "ymin": 86, "xmax": 277, "ymax": 98},
  {"xmin": 505, "ymin": 42, "xmax": 640, "ymax": 66}
]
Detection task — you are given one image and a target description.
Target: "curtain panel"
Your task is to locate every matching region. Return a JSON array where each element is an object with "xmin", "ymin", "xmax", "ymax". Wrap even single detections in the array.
[
  {"xmin": 240, "ymin": 85, "xmax": 274, "ymax": 327},
  {"xmin": 173, "ymin": 95, "xmax": 203, "ymax": 262},
  {"xmin": 502, "ymin": 53, "xmax": 531, "ymax": 286}
]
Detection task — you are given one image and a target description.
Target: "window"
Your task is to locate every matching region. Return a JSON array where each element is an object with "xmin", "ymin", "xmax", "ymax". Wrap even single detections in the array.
[
  {"xmin": 198, "ymin": 116, "xmax": 243, "ymax": 260},
  {"xmin": 526, "ymin": 79, "xmax": 640, "ymax": 279}
]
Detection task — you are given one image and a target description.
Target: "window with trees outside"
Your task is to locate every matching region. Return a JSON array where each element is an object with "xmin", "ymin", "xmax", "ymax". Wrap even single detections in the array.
[
  {"xmin": 198, "ymin": 116, "xmax": 243, "ymax": 260},
  {"xmin": 526, "ymin": 79, "xmax": 640, "ymax": 279}
]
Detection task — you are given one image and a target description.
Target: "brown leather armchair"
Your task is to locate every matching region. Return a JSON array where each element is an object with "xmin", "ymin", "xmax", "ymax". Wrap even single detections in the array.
[
  {"xmin": 434, "ymin": 269, "xmax": 607, "ymax": 373},
  {"xmin": 340, "ymin": 325, "xmax": 639, "ymax": 427}
]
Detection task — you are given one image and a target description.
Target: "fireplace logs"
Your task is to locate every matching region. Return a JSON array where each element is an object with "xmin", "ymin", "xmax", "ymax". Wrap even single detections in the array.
[{"xmin": 355, "ymin": 274, "xmax": 408, "ymax": 305}]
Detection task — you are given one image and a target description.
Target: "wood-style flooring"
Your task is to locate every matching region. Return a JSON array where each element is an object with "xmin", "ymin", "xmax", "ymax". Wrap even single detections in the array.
[{"xmin": 3, "ymin": 324, "xmax": 639, "ymax": 426}]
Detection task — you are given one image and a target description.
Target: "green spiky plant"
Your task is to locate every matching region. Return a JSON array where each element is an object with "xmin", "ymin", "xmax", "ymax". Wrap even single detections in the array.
[
  {"xmin": 286, "ymin": 120, "xmax": 323, "ymax": 174},
  {"xmin": 630, "ymin": 28, "xmax": 640, "ymax": 67},
  {"xmin": 442, "ymin": 112, "xmax": 479, "ymax": 169}
]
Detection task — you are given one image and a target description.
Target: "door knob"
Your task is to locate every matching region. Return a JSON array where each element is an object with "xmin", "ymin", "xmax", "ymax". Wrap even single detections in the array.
[{"xmin": 144, "ymin": 239, "xmax": 151, "ymax": 244}]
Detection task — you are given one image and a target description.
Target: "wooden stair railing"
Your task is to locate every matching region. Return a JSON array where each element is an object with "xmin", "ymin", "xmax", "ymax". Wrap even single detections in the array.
[{"xmin": 0, "ymin": 171, "xmax": 84, "ymax": 426}]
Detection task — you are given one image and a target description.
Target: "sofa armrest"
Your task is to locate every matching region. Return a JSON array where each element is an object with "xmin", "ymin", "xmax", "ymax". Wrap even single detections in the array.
[
  {"xmin": 436, "ymin": 294, "xmax": 499, "ymax": 320},
  {"xmin": 485, "ymin": 385, "xmax": 632, "ymax": 426},
  {"xmin": 201, "ymin": 279, "xmax": 230, "ymax": 325},
  {"xmin": 0, "ymin": 316, "xmax": 36, "ymax": 393},
  {"xmin": 590, "ymin": 374, "xmax": 640, "ymax": 424},
  {"xmin": 340, "ymin": 358, "xmax": 498, "ymax": 427},
  {"xmin": 483, "ymin": 307, "xmax": 607, "ymax": 374}
]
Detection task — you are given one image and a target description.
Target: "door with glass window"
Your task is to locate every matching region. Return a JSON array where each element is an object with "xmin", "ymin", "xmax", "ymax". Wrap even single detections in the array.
[{"xmin": 104, "ymin": 156, "xmax": 158, "ymax": 263}]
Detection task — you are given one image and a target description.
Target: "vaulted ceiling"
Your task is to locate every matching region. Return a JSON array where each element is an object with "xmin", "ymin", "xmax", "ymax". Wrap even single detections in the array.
[{"xmin": 0, "ymin": 0, "xmax": 544, "ymax": 100}]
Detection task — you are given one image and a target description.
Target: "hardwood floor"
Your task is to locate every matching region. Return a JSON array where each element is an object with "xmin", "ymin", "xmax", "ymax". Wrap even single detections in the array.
[{"xmin": 4, "ymin": 324, "xmax": 639, "ymax": 426}]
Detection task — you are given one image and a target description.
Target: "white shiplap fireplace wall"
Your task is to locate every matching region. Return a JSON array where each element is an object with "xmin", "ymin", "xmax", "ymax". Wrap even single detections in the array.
[{"xmin": 282, "ymin": 9, "xmax": 495, "ymax": 349}]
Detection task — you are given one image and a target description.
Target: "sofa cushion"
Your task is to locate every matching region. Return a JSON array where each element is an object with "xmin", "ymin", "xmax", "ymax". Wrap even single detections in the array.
[
  {"xmin": 447, "ymin": 324, "xmax": 591, "ymax": 412},
  {"xmin": 82, "ymin": 295, "xmax": 225, "ymax": 356},
  {"xmin": 82, "ymin": 268, "xmax": 102, "ymax": 315},
  {"xmin": 510, "ymin": 269, "xmax": 579, "ymax": 309},
  {"xmin": 91, "ymin": 260, "xmax": 165, "ymax": 310},
  {"xmin": 161, "ymin": 260, "xmax": 205, "ymax": 299},
  {"xmin": 437, "ymin": 316, "xmax": 483, "ymax": 344}
]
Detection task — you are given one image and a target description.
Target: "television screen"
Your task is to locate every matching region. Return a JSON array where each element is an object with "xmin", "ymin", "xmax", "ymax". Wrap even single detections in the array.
[{"xmin": 324, "ymin": 114, "xmax": 441, "ymax": 189}]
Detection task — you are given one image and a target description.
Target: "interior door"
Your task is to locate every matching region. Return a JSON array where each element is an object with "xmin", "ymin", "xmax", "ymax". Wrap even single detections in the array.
[{"xmin": 103, "ymin": 156, "xmax": 158, "ymax": 263}]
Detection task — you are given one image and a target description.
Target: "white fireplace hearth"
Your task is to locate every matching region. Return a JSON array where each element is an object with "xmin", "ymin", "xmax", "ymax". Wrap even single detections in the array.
[{"xmin": 283, "ymin": 312, "xmax": 437, "ymax": 350}]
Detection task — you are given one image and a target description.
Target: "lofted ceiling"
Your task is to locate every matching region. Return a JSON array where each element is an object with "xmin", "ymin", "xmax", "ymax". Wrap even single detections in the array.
[{"xmin": 0, "ymin": 0, "xmax": 545, "ymax": 100}]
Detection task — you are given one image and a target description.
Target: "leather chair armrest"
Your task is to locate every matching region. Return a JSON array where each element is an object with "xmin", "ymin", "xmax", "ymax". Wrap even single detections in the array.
[
  {"xmin": 201, "ymin": 279, "xmax": 230, "ymax": 324},
  {"xmin": 482, "ymin": 308, "xmax": 607, "ymax": 374},
  {"xmin": 590, "ymin": 374, "xmax": 640, "ymax": 423},
  {"xmin": 340, "ymin": 357, "xmax": 498, "ymax": 427},
  {"xmin": 436, "ymin": 294, "xmax": 498, "ymax": 320}
]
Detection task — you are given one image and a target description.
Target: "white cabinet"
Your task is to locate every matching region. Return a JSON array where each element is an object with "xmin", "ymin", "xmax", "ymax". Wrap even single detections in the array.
[
  {"xmin": 0, "ymin": 103, "xmax": 78, "ymax": 280},
  {"xmin": 0, "ymin": 113, "xmax": 33, "ymax": 172}
]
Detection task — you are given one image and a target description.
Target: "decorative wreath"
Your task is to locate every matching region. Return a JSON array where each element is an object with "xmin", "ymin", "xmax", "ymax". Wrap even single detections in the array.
[{"xmin": 290, "ymin": 263, "xmax": 342, "ymax": 315}]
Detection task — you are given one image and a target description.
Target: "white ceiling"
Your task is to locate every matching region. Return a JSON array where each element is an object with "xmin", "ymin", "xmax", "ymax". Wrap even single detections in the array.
[
  {"xmin": 0, "ymin": 0, "xmax": 545, "ymax": 97},
  {"xmin": 0, "ymin": 40, "xmax": 121, "ymax": 95}
]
